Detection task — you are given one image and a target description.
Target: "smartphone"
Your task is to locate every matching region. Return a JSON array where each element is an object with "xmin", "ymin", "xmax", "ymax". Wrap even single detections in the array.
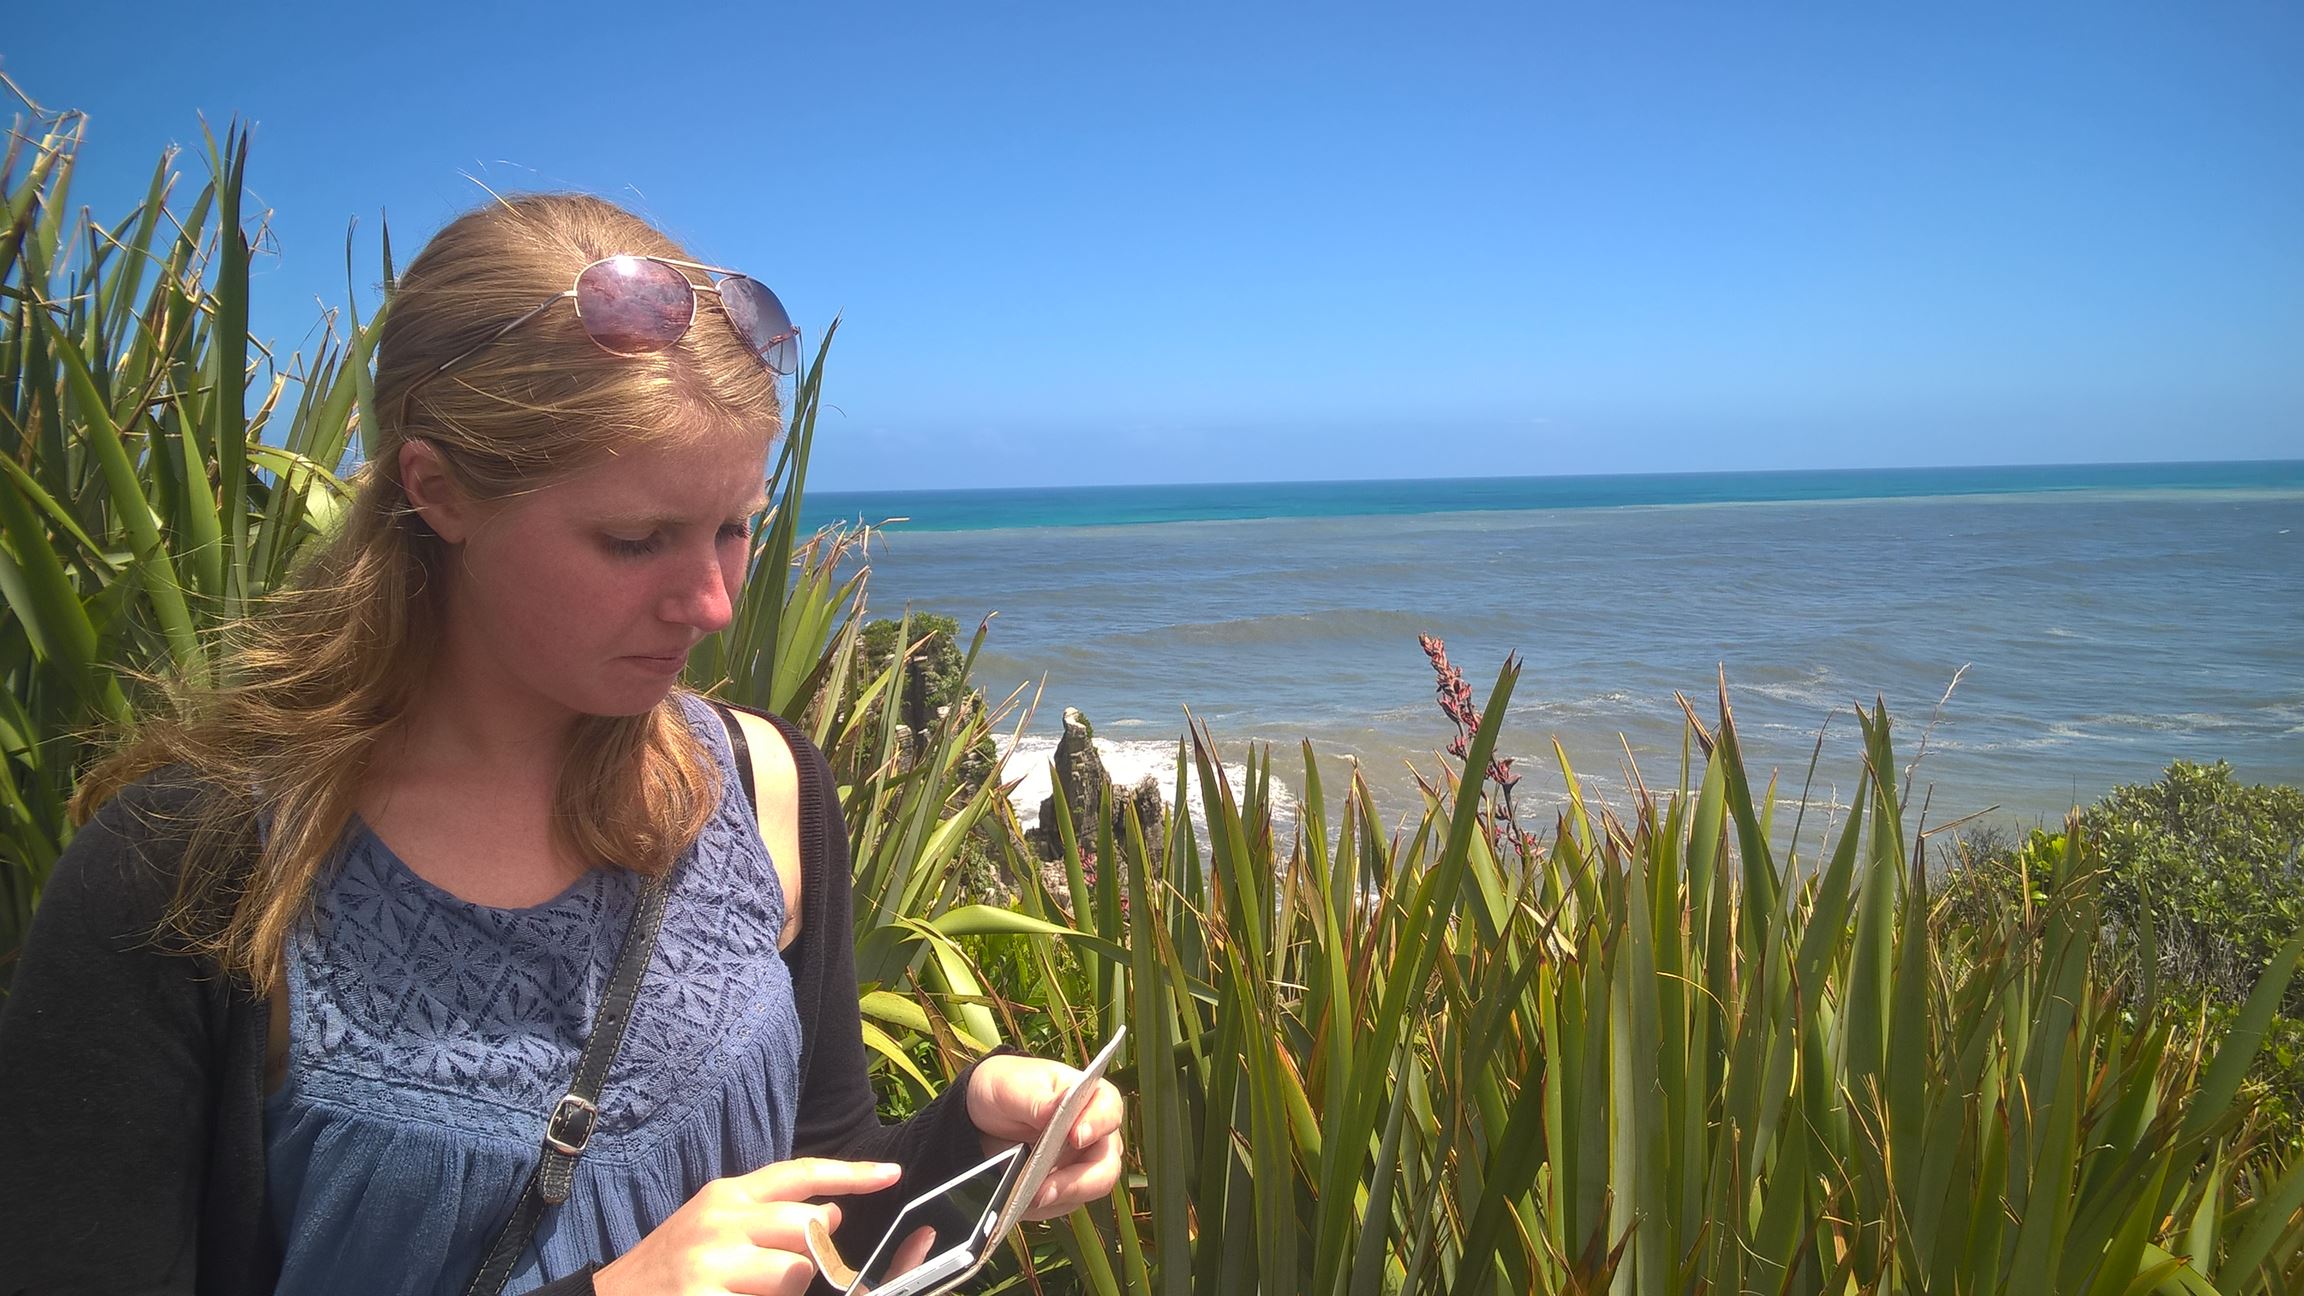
[
  {"xmin": 841, "ymin": 1145, "xmax": 1024, "ymax": 1296},
  {"xmin": 816, "ymin": 1027, "xmax": 1127, "ymax": 1296}
]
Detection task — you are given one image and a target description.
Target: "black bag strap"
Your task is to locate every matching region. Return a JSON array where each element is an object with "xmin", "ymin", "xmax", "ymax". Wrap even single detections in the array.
[
  {"xmin": 463, "ymin": 701, "xmax": 755, "ymax": 1295},
  {"xmin": 712, "ymin": 699, "xmax": 759, "ymax": 813},
  {"xmin": 463, "ymin": 862, "xmax": 672, "ymax": 1294}
]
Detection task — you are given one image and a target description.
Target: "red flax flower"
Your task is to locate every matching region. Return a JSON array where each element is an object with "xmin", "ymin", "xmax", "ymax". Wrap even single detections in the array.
[{"xmin": 1420, "ymin": 635, "xmax": 1520, "ymax": 794}]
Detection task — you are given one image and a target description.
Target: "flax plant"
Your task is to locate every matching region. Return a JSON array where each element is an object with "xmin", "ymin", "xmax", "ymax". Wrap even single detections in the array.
[
  {"xmin": 881, "ymin": 661, "xmax": 2304, "ymax": 1295},
  {"xmin": 0, "ymin": 101, "xmax": 380, "ymax": 957}
]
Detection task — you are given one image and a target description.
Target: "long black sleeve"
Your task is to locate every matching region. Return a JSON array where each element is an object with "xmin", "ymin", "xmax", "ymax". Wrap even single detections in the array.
[
  {"xmin": 768, "ymin": 714, "xmax": 991, "ymax": 1274},
  {"xmin": 0, "ymin": 778, "xmax": 273, "ymax": 1296}
]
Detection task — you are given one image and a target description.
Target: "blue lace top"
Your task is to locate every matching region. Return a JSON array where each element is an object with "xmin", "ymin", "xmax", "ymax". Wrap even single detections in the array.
[{"xmin": 264, "ymin": 692, "xmax": 804, "ymax": 1295}]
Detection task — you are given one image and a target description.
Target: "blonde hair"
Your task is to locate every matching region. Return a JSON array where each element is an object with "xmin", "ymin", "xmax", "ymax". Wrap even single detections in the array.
[{"xmin": 74, "ymin": 193, "xmax": 783, "ymax": 992}]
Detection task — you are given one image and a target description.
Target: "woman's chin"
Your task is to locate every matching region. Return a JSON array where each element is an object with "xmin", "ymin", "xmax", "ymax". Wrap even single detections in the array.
[{"xmin": 570, "ymin": 667, "xmax": 689, "ymax": 717}]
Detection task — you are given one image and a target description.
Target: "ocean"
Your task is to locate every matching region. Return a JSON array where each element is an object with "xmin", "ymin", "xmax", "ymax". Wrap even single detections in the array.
[{"xmin": 801, "ymin": 462, "xmax": 2304, "ymax": 846}]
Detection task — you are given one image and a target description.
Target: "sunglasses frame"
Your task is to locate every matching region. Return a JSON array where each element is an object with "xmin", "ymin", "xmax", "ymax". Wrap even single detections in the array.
[{"xmin": 421, "ymin": 254, "xmax": 801, "ymax": 383}]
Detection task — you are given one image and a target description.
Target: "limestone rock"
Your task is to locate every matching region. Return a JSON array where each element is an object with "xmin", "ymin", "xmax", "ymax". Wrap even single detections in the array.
[
  {"xmin": 1117, "ymin": 774, "xmax": 1167, "ymax": 864},
  {"xmin": 1026, "ymin": 707, "xmax": 1169, "ymax": 870},
  {"xmin": 1029, "ymin": 708, "xmax": 1109, "ymax": 859}
]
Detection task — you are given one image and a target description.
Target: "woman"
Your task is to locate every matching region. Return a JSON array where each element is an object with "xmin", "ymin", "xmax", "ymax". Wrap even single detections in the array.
[{"xmin": 0, "ymin": 194, "xmax": 1122, "ymax": 1295}]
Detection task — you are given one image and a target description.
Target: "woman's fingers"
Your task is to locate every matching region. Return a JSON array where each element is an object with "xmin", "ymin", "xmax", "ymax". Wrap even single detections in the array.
[
  {"xmin": 961, "ymin": 1059, "xmax": 1129, "ymax": 1220},
  {"xmin": 1023, "ymin": 1127, "xmax": 1125, "ymax": 1220},
  {"xmin": 969, "ymin": 1058, "xmax": 1126, "ymax": 1143},
  {"xmin": 1068, "ymin": 1079, "xmax": 1125, "ymax": 1149},
  {"xmin": 955, "ymin": 1055, "xmax": 1131, "ymax": 1222},
  {"xmin": 888, "ymin": 1224, "xmax": 938, "ymax": 1277},
  {"xmin": 597, "ymin": 1161, "xmax": 905, "ymax": 1296},
  {"xmin": 720, "ymin": 1248, "xmax": 819, "ymax": 1296},
  {"xmin": 735, "ymin": 1156, "xmax": 903, "ymax": 1203},
  {"xmin": 597, "ymin": 1226, "xmax": 821, "ymax": 1296},
  {"xmin": 967, "ymin": 1056, "xmax": 1067, "ymax": 1140},
  {"xmin": 735, "ymin": 1200, "xmax": 844, "ymax": 1253}
]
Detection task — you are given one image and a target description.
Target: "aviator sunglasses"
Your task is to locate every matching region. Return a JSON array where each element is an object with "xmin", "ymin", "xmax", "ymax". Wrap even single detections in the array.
[{"xmin": 424, "ymin": 254, "xmax": 801, "ymax": 381}]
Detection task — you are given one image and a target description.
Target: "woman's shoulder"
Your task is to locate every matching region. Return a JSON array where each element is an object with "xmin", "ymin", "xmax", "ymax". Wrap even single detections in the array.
[
  {"xmin": 685, "ymin": 693, "xmax": 835, "ymax": 793},
  {"xmin": 48, "ymin": 767, "xmax": 251, "ymax": 932},
  {"xmin": 84, "ymin": 763, "xmax": 251, "ymax": 846}
]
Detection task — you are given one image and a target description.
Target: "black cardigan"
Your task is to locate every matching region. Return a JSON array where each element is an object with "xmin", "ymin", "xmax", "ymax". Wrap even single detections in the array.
[{"xmin": 0, "ymin": 711, "xmax": 986, "ymax": 1295}]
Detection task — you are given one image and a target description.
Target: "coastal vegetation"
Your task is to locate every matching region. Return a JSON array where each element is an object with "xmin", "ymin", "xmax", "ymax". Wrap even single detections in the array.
[
  {"xmin": 1938, "ymin": 764, "xmax": 2304, "ymax": 1123},
  {"xmin": 7, "ymin": 98, "xmax": 2304, "ymax": 1294}
]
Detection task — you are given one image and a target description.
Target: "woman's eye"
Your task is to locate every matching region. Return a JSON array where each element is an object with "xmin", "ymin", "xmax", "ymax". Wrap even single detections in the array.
[
  {"xmin": 604, "ymin": 533, "xmax": 661, "ymax": 557},
  {"xmin": 719, "ymin": 521, "xmax": 753, "ymax": 544}
]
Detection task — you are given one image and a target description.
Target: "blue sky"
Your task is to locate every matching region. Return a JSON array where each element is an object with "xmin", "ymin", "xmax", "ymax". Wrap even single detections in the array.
[{"xmin": 10, "ymin": 2, "xmax": 2301, "ymax": 488}]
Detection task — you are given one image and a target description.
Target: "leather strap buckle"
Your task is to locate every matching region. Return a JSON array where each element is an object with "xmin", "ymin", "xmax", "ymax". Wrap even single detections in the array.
[{"xmin": 544, "ymin": 1094, "xmax": 599, "ymax": 1156}]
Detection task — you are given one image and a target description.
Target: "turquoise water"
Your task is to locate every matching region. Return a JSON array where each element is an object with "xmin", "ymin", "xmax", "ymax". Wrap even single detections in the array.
[
  {"xmin": 802, "ymin": 461, "xmax": 2304, "ymax": 533},
  {"xmin": 804, "ymin": 462, "xmax": 2304, "ymax": 837}
]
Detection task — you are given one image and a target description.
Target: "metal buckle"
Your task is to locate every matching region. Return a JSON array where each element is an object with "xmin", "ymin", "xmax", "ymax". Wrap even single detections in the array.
[{"xmin": 545, "ymin": 1094, "xmax": 599, "ymax": 1156}]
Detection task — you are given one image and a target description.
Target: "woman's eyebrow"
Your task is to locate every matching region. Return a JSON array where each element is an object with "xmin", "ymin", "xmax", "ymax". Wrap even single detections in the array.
[{"xmin": 596, "ymin": 492, "xmax": 772, "ymax": 529}]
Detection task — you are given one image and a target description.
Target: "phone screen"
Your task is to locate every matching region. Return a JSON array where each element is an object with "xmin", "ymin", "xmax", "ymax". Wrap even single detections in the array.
[
  {"xmin": 847, "ymin": 1146, "xmax": 1024, "ymax": 1292},
  {"xmin": 828, "ymin": 1027, "xmax": 1125, "ymax": 1296}
]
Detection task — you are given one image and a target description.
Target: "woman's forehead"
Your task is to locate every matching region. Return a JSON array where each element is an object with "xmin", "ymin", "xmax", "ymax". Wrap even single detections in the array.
[{"xmin": 552, "ymin": 433, "xmax": 773, "ymax": 521}]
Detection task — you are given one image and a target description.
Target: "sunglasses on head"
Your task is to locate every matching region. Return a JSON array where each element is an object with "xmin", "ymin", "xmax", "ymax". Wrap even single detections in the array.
[{"xmin": 424, "ymin": 254, "xmax": 801, "ymax": 381}]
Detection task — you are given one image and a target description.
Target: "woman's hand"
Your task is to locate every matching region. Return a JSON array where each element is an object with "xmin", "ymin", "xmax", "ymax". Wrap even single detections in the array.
[
  {"xmin": 593, "ymin": 1157, "xmax": 901, "ymax": 1296},
  {"xmin": 966, "ymin": 1055, "xmax": 1126, "ymax": 1220}
]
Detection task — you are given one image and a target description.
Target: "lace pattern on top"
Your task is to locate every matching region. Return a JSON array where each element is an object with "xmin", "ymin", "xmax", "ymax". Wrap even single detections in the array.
[{"xmin": 264, "ymin": 691, "xmax": 804, "ymax": 1295}]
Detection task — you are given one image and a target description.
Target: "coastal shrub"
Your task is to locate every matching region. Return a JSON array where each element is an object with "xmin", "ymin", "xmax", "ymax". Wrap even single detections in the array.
[
  {"xmin": 849, "ymin": 613, "xmax": 999, "ymax": 799},
  {"xmin": 1940, "ymin": 762, "xmax": 2304, "ymax": 1120},
  {"xmin": 2089, "ymin": 761, "xmax": 2304, "ymax": 1011},
  {"xmin": 1942, "ymin": 762, "xmax": 2304, "ymax": 1008},
  {"xmin": 858, "ymin": 611, "xmax": 969, "ymax": 714}
]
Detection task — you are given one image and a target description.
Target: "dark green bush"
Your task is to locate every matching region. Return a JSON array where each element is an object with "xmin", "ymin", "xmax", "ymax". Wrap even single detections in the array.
[
  {"xmin": 2087, "ymin": 760, "xmax": 2304, "ymax": 1011},
  {"xmin": 1943, "ymin": 761, "xmax": 2304, "ymax": 1007},
  {"xmin": 1939, "ymin": 761, "xmax": 2304, "ymax": 1119},
  {"xmin": 858, "ymin": 612, "xmax": 968, "ymax": 717}
]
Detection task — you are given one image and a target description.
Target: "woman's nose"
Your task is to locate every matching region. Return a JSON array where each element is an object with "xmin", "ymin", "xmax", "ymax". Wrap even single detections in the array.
[{"xmin": 663, "ymin": 542, "xmax": 736, "ymax": 633}]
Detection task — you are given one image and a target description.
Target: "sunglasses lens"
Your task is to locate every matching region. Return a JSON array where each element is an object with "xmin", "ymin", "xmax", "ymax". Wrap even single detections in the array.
[
  {"xmin": 718, "ymin": 275, "xmax": 800, "ymax": 375},
  {"xmin": 573, "ymin": 257, "xmax": 696, "ymax": 355}
]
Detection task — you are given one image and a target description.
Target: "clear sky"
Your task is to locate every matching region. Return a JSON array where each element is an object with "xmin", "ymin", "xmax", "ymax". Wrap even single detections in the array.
[{"xmin": 9, "ymin": 2, "xmax": 2300, "ymax": 489}]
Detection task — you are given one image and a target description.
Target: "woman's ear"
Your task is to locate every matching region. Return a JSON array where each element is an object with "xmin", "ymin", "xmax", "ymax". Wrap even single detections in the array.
[{"xmin": 398, "ymin": 439, "xmax": 478, "ymax": 544}]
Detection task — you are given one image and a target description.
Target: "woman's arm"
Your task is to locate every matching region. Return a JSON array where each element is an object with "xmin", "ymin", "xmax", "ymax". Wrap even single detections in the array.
[
  {"xmin": 765, "ymin": 715, "xmax": 992, "ymax": 1266},
  {"xmin": 0, "ymin": 779, "xmax": 238, "ymax": 1294}
]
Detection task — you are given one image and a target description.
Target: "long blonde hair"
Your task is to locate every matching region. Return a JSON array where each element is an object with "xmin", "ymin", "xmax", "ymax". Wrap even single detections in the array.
[{"xmin": 74, "ymin": 193, "xmax": 784, "ymax": 992}]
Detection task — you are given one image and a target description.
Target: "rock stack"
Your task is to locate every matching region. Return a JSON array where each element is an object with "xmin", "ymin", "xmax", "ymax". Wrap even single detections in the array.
[{"xmin": 1028, "ymin": 708, "xmax": 1167, "ymax": 908}]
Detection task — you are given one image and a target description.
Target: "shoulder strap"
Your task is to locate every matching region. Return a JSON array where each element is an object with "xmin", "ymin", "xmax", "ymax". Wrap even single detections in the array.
[
  {"xmin": 708, "ymin": 698, "xmax": 758, "ymax": 813},
  {"xmin": 464, "ymin": 849, "xmax": 678, "ymax": 1293},
  {"xmin": 709, "ymin": 699, "xmax": 808, "ymax": 882}
]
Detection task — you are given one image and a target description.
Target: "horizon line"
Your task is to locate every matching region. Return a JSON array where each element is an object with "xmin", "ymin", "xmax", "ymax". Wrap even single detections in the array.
[{"xmin": 808, "ymin": 455, "xmax": 2304, "ymax": 498}]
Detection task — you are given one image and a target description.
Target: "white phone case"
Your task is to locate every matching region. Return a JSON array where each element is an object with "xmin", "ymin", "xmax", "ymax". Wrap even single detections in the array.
[
  {"xmin": 806, "ymin": 1027, "xmax": 1127, "ymax": 1296},
  {"xmin": 858, "ymin": 1246, "xmax": 972, "ymax": 1296}
]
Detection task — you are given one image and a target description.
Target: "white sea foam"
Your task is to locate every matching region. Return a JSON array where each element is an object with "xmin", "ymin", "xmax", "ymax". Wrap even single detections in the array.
[
  {"xmin": 1739, "ymin": 669, "xmax": 1844, "ymax": 710},
  {"xmin": 2080, "ymin": 710, "xmax": 2248, "ymax": 733},
  {"xmin": 1938, "ymin": 721, "xmax": 2092, "ymax": 754},
  {"xmin": 999, "ymin": 735, "xmax": 1298, "ymax": 834}
]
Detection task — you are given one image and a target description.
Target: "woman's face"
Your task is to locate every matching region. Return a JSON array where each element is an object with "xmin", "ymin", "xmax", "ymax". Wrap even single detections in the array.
[{"xmin": 429, "ymin": 428, "xmax": 772, "ymax": 719}]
